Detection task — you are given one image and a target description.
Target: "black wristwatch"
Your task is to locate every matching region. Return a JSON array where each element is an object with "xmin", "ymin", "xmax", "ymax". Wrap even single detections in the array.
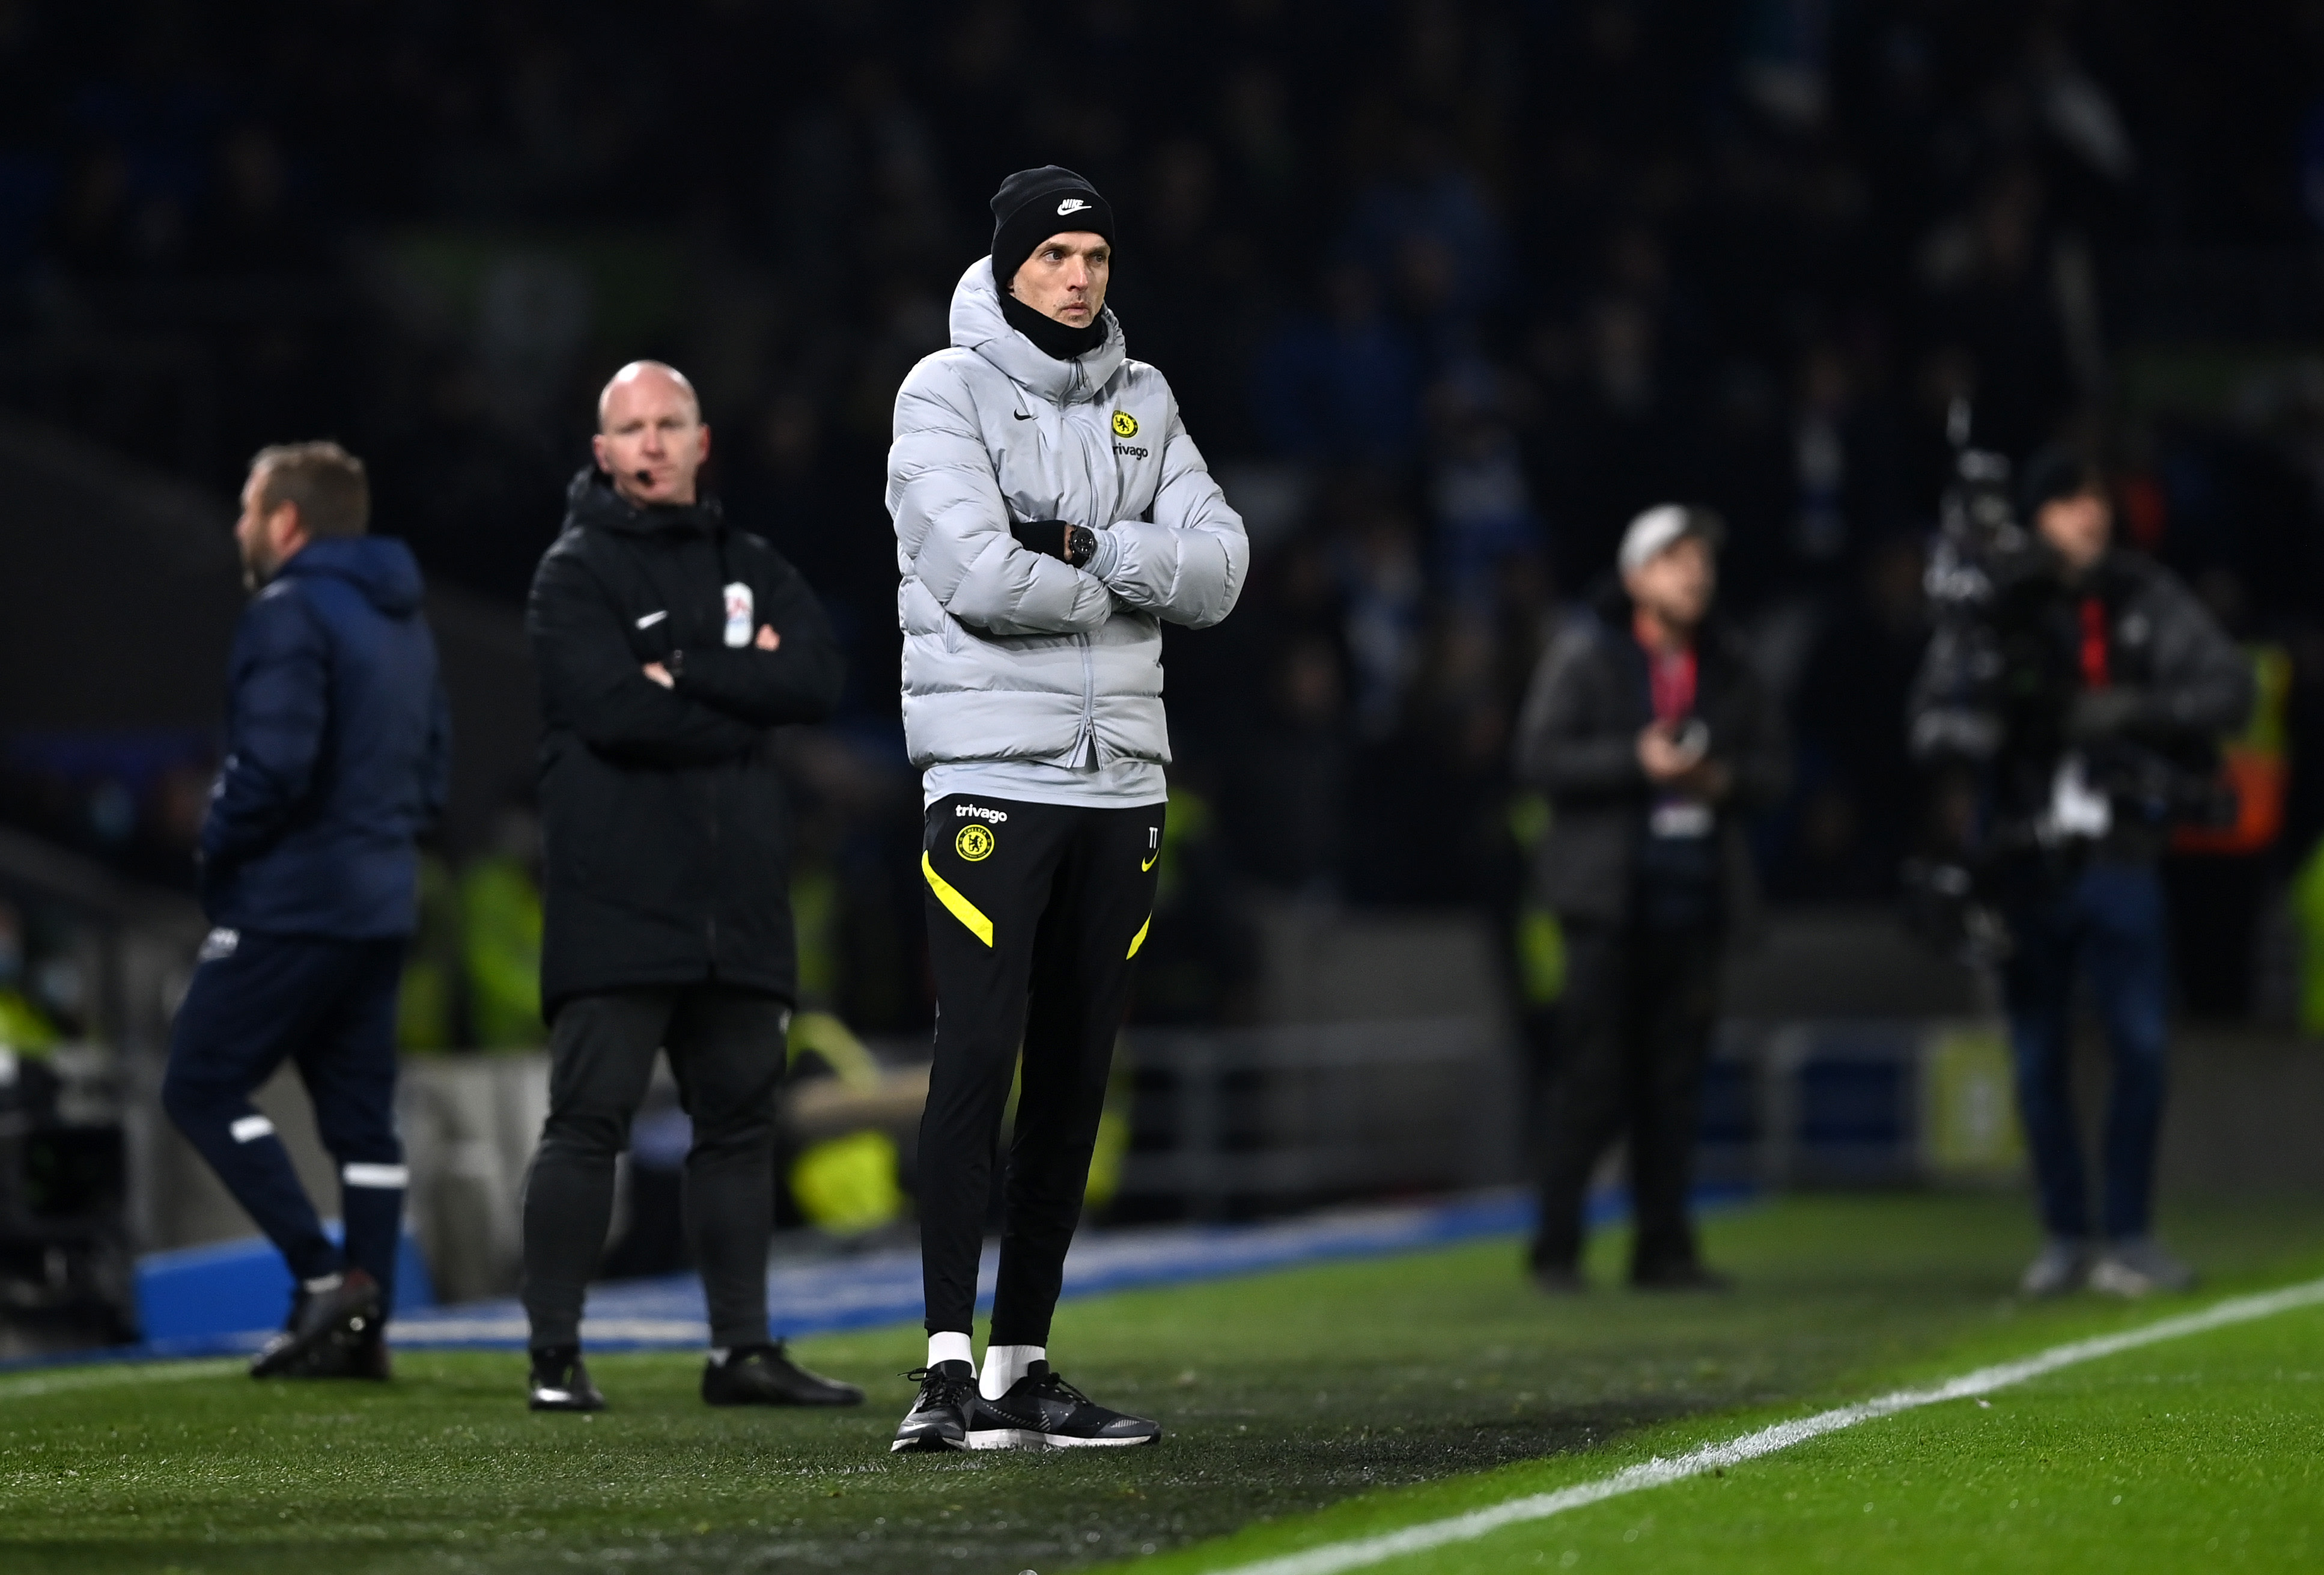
[{"xmin": 1065, "ymin": 525, "xmax": 1097, "ymax": 568}]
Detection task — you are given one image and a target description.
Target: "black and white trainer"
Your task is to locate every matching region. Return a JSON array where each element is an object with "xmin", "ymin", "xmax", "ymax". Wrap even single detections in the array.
[
  {"xmin": 892, "ymin": 1359, "xmax": 981, "ymax": 1452},
  {"xmin": 973, "ymin": 1361, "xmax": 1161, "ymax": 1449},
  {"xmin": 528, "ymin": 1345, "xmax": 607, "ymax": 1412}
]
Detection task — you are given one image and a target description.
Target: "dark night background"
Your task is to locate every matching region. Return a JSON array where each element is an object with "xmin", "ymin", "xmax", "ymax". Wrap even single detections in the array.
[{"xmin": 9, "ymin": 0, "xmax": 2324, "ymax": 1040}]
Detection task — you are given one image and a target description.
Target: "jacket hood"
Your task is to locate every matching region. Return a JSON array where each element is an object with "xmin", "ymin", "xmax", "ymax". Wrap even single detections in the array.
[
  {"xmin": 949, "ymin": 257, "xmax": 1125, "ymax": 406},
  {"xmin": 562, "ymin": 466, "xmax": 724, "ymax": 537},
  {"xmin": 279, "ymin": 535, "xmax": 426, "ymax": 617}
]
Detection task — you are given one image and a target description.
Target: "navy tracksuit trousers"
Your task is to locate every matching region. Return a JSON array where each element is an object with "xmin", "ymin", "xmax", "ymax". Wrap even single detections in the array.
[
  {"xmin": 161, "ymin": 929, "xmax": 409, "ymax": 1310},
  {"xmin": 2001, "ymin": 861, "xmax": 2171, "ymax": 1243}
]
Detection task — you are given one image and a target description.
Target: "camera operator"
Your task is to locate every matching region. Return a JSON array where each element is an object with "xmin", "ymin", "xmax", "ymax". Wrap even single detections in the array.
[{"xmin": 1909, "ymin": 446, "xmax": 2251, "ymax": 1299}]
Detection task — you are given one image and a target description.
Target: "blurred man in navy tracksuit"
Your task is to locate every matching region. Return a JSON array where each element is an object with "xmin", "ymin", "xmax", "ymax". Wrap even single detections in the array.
[{"xmin": 162, "ymin": 440, "xmax": 449, "ymax": 1379}]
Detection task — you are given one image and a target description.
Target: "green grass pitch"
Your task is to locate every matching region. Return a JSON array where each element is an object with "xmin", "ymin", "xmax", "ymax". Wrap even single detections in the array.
[{"xmin": 3, "ymin": 1193, "xmax": 2320, "ymax": 1574}]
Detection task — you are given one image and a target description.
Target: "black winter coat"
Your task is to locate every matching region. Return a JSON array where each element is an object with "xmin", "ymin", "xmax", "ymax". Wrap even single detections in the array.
[
  {"xmin": 528, "ymin": 470, "xmax": 844, "ymax": 1016},
  {"xmin": 1512, "ymin": 596, "xmax": 1789, "ymax": 931},
  {"xmin": 1908, "ymin": 546, "xmax": 2250, "ymax": 864}
]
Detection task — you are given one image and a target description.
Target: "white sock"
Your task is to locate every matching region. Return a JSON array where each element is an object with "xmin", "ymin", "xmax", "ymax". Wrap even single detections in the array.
[
  {"xmin": 979, "ymin": 1343, "xmax": 1045, "ymax": 1399},
  {"xmin": 927, "ymin": 1331, "xmax": 975, "ymax": 1372},
  {"xmin": 301, "ymin": 1273, "xmax": 344, "ymax": 1294}
]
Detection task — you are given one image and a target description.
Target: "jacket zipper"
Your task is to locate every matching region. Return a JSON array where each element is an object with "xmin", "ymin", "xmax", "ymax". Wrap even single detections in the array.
[
  {"xmin": 1076, "ymin": 633, "xmax": 1097, "ymax": 761},
  {"xmin": 1069, "ymin": 362, "xmax": 1101, "ymax": 763}
]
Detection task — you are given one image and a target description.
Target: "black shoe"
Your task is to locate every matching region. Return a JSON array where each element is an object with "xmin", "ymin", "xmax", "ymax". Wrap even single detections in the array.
[
  {"xmin": 972, "ymin": 1362, "xmax": 1161, "ymax": 1449},
  {"xmin": 273, "ymin": 1320, "xmax": 393, "ymax": 1380},
  {"xmin": 347, "ymin": 1323, "xmax": 393, "ymax": 1380},
  {"xmin": 890, "ymin": 1360, "xmax": 980, "ymax": 1452},
  {"xmin": 249, "ymin": 1269, "xmax": 383, "ymax": 1379},
  {"xmin": 703, "ymin": 1342, "xmax": 865, "ymax": 1407},
  {"xmin": 1531, "ymin": 1264, "xmax": 1587, "ymax": 1296},
  {"xmin": 1631, "ymin": 1260, "xmax": 1733, "ymax": 1293},
  {"xmin": 528, "ymin": 1346, "xmax": 607, "ymax": 1412}
]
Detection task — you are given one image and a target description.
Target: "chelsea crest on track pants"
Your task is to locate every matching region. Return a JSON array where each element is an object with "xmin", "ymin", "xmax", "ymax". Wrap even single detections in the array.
[{"xmin": 917, "ymin": 793, "xmax": 1163, "ymax": 1345}]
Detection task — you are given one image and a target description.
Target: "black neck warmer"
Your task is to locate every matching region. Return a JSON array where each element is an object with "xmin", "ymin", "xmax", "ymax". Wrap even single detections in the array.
[{"xmin": 1002, "ymin": 290, "xmax": 1109, "ymax": 361}]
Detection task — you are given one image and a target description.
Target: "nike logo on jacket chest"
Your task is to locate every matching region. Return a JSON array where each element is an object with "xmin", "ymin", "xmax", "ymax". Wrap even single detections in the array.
[{"xmin": 999, "ymin": 403, "xmax": 1155, "ymax": 524}]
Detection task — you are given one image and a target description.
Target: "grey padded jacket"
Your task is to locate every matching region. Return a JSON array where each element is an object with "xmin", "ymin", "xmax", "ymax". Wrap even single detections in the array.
[{"xmin": 887, "ymin": 258, "xmax": 1248, "ymax": 770}]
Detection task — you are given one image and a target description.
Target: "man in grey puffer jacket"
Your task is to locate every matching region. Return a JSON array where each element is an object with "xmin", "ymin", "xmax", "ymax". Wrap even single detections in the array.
[{"xmin": 886, "ymin": 166, "xmax": 1246, "ymax": 1453}]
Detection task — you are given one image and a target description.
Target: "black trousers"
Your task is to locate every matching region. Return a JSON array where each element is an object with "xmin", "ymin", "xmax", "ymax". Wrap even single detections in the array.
[
  {"xmin": 918, "ymin": 794, "xmax": 1163, "ymax": 1344},
  {"xmin": 520, "ymin": 985, "xmax": 786, "ymax": 1350},
  {"xmin": 161, "ymin": 931, "xmax": 407, "ymax": 1306},
  {"xmin": 1530, "ymin": 922, "xmax": 1722, "ymax": 1275}
]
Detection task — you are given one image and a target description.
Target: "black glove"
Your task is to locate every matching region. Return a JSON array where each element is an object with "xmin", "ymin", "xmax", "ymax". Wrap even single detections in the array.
[
  {"xmin": 1010, "ymin": 519, "xmax": 1097, "ymax": 567},
  {"xmin": 2066, "ymin": 687, "xmax": 2148, "ymax": 743}
]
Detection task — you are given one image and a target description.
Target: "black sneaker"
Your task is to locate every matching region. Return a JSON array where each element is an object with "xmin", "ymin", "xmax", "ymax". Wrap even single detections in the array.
[
  {"xmin": 528, "ymin": 1346, "xmax": 607, "ymax": 1412},
  {"xmin": 1631, "ymin": 1260, "xmax": 1734, "ymax": 1293},
  {"xmin": 272, "ymin": 1320, "xmax": 393, "ymax": 1381},
  {"xmin": 249, "ymin": 1269, "xmax": 383, "ymax": 1379},
  {"xmin": 703, "ymin": 1342, "xmax": 865, "ymax": 1407},
  {"xmin": 351, "ymin": 1323, "xmax": 393, "ymax": 1380},
  {"xmin": 973, "ymin": 1362, "xmax": 1161, "ymax": 1449},
  {"xmin": 890, "ymin": 1360, "xmax": 980, "ymax": 1452},
  {"xmin": 1531, "ymin": 1264, "xmax": 1587, "ymax": 1296}
]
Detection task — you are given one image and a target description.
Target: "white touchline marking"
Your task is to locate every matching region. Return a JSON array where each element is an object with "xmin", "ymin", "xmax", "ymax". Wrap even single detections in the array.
[
  {"xmin": 1211, "ymin": 1274, "xmax": 2324, "ymax": 1575},
  {"xmin": 0, "ymin": 1359, "xmax": 242, "ymax": 1402}
]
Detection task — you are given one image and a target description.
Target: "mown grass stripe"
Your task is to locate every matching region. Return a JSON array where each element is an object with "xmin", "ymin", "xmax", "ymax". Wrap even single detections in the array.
[
  {"xmin": 1207, "ymin": 1273, "xmax": 2324, "ymax": 1575},
  {"xmin": 0, "ymin": 1358, "xmax": 241, "ymax": 1401}
]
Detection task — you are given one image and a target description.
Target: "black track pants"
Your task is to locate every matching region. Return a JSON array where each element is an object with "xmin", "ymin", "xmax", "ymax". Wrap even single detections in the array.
[
  {"xmin": 1530, "ymin": 922, "xmax": 1723, "ymax": 1276},
  {"xmin": 520, "ymin": 986, "xmax": 786, "ymax": 1350},
  {"xmin": 917, "ymin": 794, "xmax": 1163, "ymax": 1344}
]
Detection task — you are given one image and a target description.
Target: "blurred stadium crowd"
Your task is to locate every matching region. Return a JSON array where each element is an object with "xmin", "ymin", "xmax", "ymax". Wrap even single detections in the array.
[{"xmin": 9, "ymin": 1, "xmax": 2324, "ymax": 1048}]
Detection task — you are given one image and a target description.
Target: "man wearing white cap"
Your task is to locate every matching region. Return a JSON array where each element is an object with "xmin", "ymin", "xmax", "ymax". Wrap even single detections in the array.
[{"xmin": 1510, "ymin": 505, "xmax": 1787, "ymax": 1291}]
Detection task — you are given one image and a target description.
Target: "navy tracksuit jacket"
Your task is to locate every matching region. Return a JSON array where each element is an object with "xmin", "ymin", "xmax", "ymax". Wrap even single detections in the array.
[{"xmin": 162, "ymin": 535, "xmax": 449, "ymax": 1311}]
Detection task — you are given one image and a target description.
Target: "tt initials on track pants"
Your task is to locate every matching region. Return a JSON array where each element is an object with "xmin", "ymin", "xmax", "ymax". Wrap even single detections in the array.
[
  {"xmin": 917, "ymin": 793, "xmax": 1163, "ymax": 1344},
  {"xmin": 160, "ymin": 930, "xmax": 409, "ymax": 1308}
]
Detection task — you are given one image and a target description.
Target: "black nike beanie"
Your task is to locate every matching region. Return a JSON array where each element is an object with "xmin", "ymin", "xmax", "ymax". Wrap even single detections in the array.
[{"xmin": 990, "ymin": 166, "xmax": 1115, "ymax": 287}]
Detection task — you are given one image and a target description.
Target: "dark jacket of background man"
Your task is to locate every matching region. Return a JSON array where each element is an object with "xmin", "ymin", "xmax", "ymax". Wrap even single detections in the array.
[
  {"xmin": 526, "ymin": 468, "xmax": 845, "ymax": 1017},
  {"xmin": 201, "ymin": 536, "xmax": 451, "ymax": 934},
  {"xmin": 1513, "ymin": 590, "xmax": 1790, "ymax": 936},
  {"xmin": 1909, "ymin": 547, "xmax": 2252, "ymax": 864}
]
